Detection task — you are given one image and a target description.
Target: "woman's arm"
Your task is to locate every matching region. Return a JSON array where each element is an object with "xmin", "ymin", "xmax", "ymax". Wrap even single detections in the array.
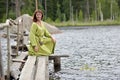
[
  {"xmin": 29, "ymin": 23, "xmax": 39, "ymax": 52},
  {"xmin": 44, "ymin": 25, "xmax": 56, "ymax": 43},
  {"xmin": 29, "ymin": 23, "xmax": 38, "ymax": 47}
]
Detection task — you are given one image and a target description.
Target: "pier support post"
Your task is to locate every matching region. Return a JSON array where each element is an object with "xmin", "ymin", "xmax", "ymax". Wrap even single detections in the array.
[{"xmin": 54, "ymin": 57, "xmax": 61, "ymax": 72}]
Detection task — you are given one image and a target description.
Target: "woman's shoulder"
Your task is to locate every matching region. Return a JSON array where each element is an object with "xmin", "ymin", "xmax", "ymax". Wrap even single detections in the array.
[
  {"xmin": 31, "ymin": 22, "xmax": 37, "ymax": 27},
  {"xmin": 30, "ymin": 22, "xmax": 38, "ymax": 29},
  {"xmin": 32, "ymin": 22, "xmax": 37, "ymax": 25}
]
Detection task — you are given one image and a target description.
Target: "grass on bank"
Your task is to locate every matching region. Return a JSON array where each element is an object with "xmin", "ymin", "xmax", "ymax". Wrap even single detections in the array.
[{"xmin": 48, "ymin": 20, "xmax": 120, "ymax": 27}]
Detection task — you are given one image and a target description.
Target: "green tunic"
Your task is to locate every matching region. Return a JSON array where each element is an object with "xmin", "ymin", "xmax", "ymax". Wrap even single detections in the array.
[{"xmin": 27, "ymin": 22, "xmax": 55, "ymax": 56}]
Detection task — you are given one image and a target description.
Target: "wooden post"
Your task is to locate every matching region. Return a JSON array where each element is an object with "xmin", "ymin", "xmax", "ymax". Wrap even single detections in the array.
[
  {"xmin": 7, "ymin": 21, "xmax": 10, "ymax": 80},
  {"xmin": 22, "ymin": 18, "xmax": 24, "ymax": 51},
  {"xmin": 54, "ymin": 57, "xmax": 61, "ymax": 72},
  {"xmin": 0, "ymin": 36, "xmax": 5, "ymax": 80},
  {"xmin": 20, "ymin": 18, "xmax": 24, "ymax": 52},
  {"xmin": 49, "ymin": 54, "xmax": 69, "ymax": 72},
  {"xmin": 16, "ymin": 20, "xmax": 20, "ymax": 55}
]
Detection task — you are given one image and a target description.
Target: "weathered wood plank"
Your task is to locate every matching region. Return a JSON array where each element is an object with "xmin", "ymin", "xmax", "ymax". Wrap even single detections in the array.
[
  {"xmin": 23, "ymin": 35, "xmax": 29, "ymax": 45},
  {"xmin": 19, "ymin": 56, "xmax": 36, "ymax": 80},
  {"xmin": 35, "ymin": 56, "xmax": 49, "ymax": 80},
  {"xmin": 0, "ymin": 23, "xmax": 9, "ymax": 30},
  {"xmin": 49, "ymin": 54, "xmax": 69, "ymax": 60},
  {"xmin": 0, "ymin": 19, "xmax": 10, "ymax": 30},
  {"xmin": 12, "ymin": 59, "xmax": 25, "ymax": 63},
  {"xmin": 10, "ymin": 52, "xmax": 28, "ymax": 80},
  {"xmin": 50, "ymin": 54, "xmax": 69, "ymax": 57}
]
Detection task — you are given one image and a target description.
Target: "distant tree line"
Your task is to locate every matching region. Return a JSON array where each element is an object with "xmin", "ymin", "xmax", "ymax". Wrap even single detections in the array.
[{"xmin": 0, "ymin": 0, "xmax": 120, "ymax": 22}]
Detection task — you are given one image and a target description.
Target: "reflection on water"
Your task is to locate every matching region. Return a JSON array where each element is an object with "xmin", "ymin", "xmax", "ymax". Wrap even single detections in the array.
[{"xmin": 1, "ymin": 26, "xmax": 120, "ymax": 80}]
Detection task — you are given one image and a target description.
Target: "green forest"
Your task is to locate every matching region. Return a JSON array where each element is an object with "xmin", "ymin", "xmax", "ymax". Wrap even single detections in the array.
[{"xmin": 0, "ymin": 0, "xmax": 120, "ymax": 26}]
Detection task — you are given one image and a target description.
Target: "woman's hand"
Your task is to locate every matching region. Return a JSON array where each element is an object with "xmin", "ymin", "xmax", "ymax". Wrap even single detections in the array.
[
  {"xmin": 34, "ymin": 46, "xmax": 39, "ymax": 52},
  {"xmin": 51, "ymin": 36, "xmax": 56, "ymax": 43}
]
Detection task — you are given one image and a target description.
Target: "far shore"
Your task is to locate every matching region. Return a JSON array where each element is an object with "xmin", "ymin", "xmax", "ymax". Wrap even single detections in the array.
[{"xmin": 48, "ymin": 20, "xmax": 120, "ymax": 27}]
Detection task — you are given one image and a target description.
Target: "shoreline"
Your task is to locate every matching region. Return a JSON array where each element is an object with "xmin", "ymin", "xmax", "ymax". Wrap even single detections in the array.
[{"xmin": 47, "ymin": 21, "xmax": 120, "ymax": 27}]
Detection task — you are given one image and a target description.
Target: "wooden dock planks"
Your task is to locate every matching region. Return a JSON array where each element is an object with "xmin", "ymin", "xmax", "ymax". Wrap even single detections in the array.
[
  {"xmin": 19, "ymin": 56, "xmax": 49, "ymax": 80},
  {"xmin": 10, "ymin": 52, "xmax": 28, "ymax": 79},
  {"xmin": 19, "ymin": 56, "xmax": 36, "ymax": 80},
  {"xmin": 35, "ymin": 56, "xmax": 49, "ymax": 80},
  {"xmin": 16, "ymin": 54, "xmax": 69, "ymax": 80}
]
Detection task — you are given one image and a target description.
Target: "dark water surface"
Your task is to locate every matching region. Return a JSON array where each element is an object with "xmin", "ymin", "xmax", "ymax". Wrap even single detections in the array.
[
  {"xmin": 1, "ymin": 26, "xmax": 120, "ymax": 80},
  {"xmin": 52, "ymin": 26, "xmax": 120, "ymax": 80}
]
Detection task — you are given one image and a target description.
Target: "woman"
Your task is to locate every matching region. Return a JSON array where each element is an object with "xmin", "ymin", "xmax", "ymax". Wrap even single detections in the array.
[{"xmin": 27, "ymin": 10, "xmax": 56, "ymax": 56}]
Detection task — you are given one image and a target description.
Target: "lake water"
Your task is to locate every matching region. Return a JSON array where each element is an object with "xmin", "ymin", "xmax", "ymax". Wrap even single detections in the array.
[
  {"xmin": 1, "ymin": 26, "xmax": 120, "ymax": 80},
  {"xmin": 52, "ymin": 26, "xmax": 120, "ymax": 80}
]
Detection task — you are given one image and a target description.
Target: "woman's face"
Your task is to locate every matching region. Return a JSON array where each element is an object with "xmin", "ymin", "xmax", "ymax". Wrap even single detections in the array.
[{"xmin": 36, "ymin": 12, "xmax": 42, "ymax": 21}]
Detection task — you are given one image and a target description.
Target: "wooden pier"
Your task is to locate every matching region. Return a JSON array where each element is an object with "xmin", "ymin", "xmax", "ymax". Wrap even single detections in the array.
[
  {"xmin": 10, "ymin": 52, "xmax": 69, "ymax": 80},
  {"xmin": 1, "ymin": 34, "xmax": 69, "ymax": 80},
  {"xmin": 0, "ymin": 19, "xmax": 67, "ymax": 80},
  {"xmin": 0, "ymin": 33, "xmax": 69, "ymax": 80},
  {"xmin": 10, "ymin": 34, "xmax": 69, "ymax": 79}
]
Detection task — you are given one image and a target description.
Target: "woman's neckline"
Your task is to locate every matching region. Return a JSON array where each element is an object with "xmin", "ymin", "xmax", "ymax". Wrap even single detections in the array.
[{"xmin": 36, "ymin": 21, "xmax": 42, "ymax": 27}]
